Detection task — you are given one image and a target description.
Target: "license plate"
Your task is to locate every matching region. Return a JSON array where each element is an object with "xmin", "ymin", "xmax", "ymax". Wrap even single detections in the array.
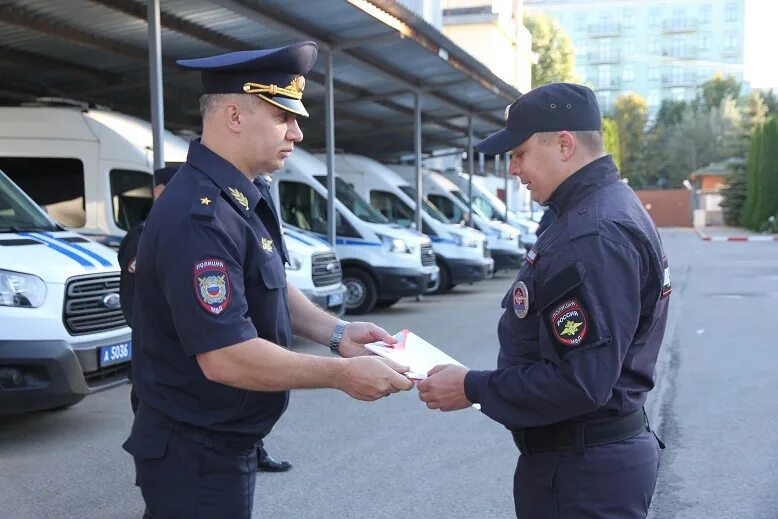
[
  {"xmin": 431, "ymin": 271, "xmax": 439, "ymax": 282},
  {"xmin": 99, "ymin": 341, "xmax": 132, "ymax": 368},
  {"xmin": 328, "ymin": 292, "xmax": 344, "ymax": 307}
]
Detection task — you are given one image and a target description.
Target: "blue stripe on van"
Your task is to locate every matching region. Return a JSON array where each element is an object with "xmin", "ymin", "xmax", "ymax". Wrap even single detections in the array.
[
  {"xmin": 309, "ymin": 232, "xmax": 381, "ymax": 247},
  {"xmin": 431, "ymin": 236, "xmax": 456, "ymax": 244},
  {"xmin": 18, "ymin": 232, "xmax": 95, "ymax": 268},
  {"xmin": 284, "ymin": 230, "xmax": 314, "ymax": 246},
  {"xmin": 41, "ymin": 232, "xmax": 113, "ymax": 267}
]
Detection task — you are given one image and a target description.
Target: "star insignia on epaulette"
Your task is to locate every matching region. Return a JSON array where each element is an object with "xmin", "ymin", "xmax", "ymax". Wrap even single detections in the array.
[
  {"xmin": 261, "ymin": 237, "xmax": 274, "ymax": 252},
  {"xmin": 228, "ymin": 187, "xmax": 249, "ymax": 211},
  {"xmin": 200, "ymin": 197, "xmax": 211, "ymax": 206}
]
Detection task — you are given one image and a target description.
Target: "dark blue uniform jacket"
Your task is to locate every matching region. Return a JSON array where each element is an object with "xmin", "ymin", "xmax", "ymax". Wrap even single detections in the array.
[
  {"xmin": 465, "ymin": 156, "xmax": 671, "ymax": 430},
  {"xmin": 132, "ymin": 139, "xmax": 291, "ymax": 436}
]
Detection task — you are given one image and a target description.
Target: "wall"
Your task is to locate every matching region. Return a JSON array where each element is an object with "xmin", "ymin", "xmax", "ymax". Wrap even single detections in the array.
[{"xmin": 635, "ymin": 188, "xmax": 692, "ymax": 227}]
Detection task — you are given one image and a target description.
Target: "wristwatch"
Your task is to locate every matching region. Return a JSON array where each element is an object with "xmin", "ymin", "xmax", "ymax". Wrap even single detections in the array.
[{"xmin": 329, "ymin": 320, "xmax": 349, "ymax": 355}]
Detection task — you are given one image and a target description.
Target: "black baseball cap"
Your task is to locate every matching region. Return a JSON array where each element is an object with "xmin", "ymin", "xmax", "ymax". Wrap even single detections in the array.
[{"xmin": 476, "ymin": 83, "xmax": 602, "ymax": 155}]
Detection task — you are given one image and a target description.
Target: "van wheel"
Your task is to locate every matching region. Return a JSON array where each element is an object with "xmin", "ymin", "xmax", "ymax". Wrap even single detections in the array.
[
  {"xmin": 433, "ymin": 261, "xmax": 452, "ymax": 294},
  {"xmin": 342, "ymin": 268, "xmax": 378, "ymax": 315},
  {"xmin": 376, "ymin": 298, "xmax": 400, "ymax": 308}
]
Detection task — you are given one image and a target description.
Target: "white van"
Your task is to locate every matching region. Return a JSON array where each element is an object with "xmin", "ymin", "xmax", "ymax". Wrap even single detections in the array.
[
  {"xmin": 442, "ymin": 171, "xmax": 539, "ymax": 250},
  {"xmin": 269, "ymin": 148, "xmax": 439, "ymax": 314},
  {"xmin": 319, "ymin": 153, "xmax": 493, "ymax": 293},
  {"xmin": 0, "ymin": 168, "xmax": 131, "ymax": 414},
  {"xmin": 0, "ymin": 104, "xmax": 344, "ymax": 314},
  {"xmin": 282, "ymin": 226, "xmax": 346, "ymax": 316},
  {"xmin": 390, "ymin": 166, "xmax": 525, "ymax": 271}
]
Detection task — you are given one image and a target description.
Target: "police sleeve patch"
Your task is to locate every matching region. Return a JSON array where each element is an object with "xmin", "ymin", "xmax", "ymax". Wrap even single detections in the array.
[
  {"xmin": 193, "ymin": 258, "xmax": 231, "ymax": 315},
  {"xmin": 550, "ymin": 299, "xmax": 588, "ymax": 346}
]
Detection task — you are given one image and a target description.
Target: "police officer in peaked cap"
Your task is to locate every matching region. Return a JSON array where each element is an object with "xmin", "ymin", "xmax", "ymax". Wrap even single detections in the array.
[
  {"xmin": 417, "ymin": 82, "xmax": 670, "ymax": 518},
  {"xmin": 122, "ymin": 41, "xmax": 413, "ymax": 519}
]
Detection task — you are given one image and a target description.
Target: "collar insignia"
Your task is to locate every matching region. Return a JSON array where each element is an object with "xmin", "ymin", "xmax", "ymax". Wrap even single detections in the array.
[
  {"xmin": 200, "ymin": 197, "xmax": 211, "ymax": 206},
  {"xmin": 228, "ymin": 187, "xmax": 249, "ymax": 211},
  {"xmin": 261, "ymin": 237, "xmax": 274, "ymax": 252}
]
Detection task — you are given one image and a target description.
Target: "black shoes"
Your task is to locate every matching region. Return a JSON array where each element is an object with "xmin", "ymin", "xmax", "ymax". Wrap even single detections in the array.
[{"xmin": 257, "ymin": 452, "xmax": 292, "ymax": 472}]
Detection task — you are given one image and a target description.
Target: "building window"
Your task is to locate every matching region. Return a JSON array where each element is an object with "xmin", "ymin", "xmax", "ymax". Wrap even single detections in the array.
[
  {"xmin": 672, "ymin": 66, "xmax": 684, "ymax": 83},
  {"xmin": 649, "ymin": 65, "xmax": 660, "ymax": 81},
  {"xmin": 623, "ymin": 9, "xmax": 635, "ymax": 28},
  {"xmin": 598, "ymin": 65, "xmax": 611, "ymax": 88},
  {"xmin": 648, "ymin": 90, "xmax": 660, "ymax": 107},
  {"xmin": 649, "ymin": 37, "xmax": 660, "ymax": 54},
  {"xmin": 623, "ymin": 38, "xmax": 635, "ymax": 56},
  {"xmin": 598, "ymin": 91, "xmax": 613, "ymax": 112},
  {"xmin": 699, "ymin": 4, "xmax": 712, "ymax": 23},
  {"xmin": 671, "ymin": 37, "xmax": 685, "ymax": 57},
  {"xmin": 725, "ymin": 3, "xmax": 738, "ymax": 22},
  {"xmin": 577, "ymin": 14, "xmax": 587, "ymax": 32},
  {"xmin": 649, "ymin": 7, "xmax": 661, "ymax": 25},
  {"xmin": 672, "ymin": 87, "xmax": 685, "ymax": 101},
  {"xmin": 623, "ymin": 64, "xmax": 635, "ymax": 82},
  {"xmin": 598, "ymin": 38, "xmax": 611, "ymax": 61},
  {"xmin": 725, "ymin": 31, "xmax": 737, "ymax": 49},
  {"xmin": 699, "ymin": 33, "xmax": 711, "ymax": 51}
]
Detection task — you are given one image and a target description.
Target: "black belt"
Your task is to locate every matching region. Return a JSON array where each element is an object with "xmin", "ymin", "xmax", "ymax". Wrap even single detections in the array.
[
  {"xmin": 512, "ymin": 408, "xmax": 648, "ymax": 455},
  {"xmin": 139, "ymin": 403, "xmax": 259, "ymax": 455}
]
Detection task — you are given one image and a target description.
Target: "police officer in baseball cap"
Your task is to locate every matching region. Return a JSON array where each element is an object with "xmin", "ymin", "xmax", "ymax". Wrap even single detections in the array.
[
  {"xmin": 418, "ymin": 83, "xmax": 670, "ymax": 518},
  {"xmin": 123, "ymin": 42, "xmax": 413, "ymax": 518}
]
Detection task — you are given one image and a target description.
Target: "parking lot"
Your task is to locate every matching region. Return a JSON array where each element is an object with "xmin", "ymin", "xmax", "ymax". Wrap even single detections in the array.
[{"xmin": 2, "ymin": 229, "xmax": 777, "ymax": 519}]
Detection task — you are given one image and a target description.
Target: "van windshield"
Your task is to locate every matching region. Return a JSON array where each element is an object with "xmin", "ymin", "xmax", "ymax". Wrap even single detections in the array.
[
  {"xmin": 315, "ymin": 177, "xmax": 389, "ymax": 224},
  {"xmin": 398, "ymin": 185, "xmax": 451, "ymax": 223},
  {"xmin": 0, "ymin": 170, "xmax": 58, "ymax": 232}
]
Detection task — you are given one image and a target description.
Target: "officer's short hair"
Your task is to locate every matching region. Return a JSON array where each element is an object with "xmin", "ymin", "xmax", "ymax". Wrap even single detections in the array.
[
  {"xmin": 199, "ymin": 93, "xmax": 256, "ymax": 120},
  {"xmin": 536, "ymin": 130, "xmax": 604, "ymax": 155}
]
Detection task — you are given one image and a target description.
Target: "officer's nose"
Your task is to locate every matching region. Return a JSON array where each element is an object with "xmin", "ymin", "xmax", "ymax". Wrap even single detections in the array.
[
  {"xmin": 287, "ymin": 118, "xmax": 304, "ymax": 143},
  {"xmin": 508, "ymin": 156, "xmax": 521, "ymax": 177}
]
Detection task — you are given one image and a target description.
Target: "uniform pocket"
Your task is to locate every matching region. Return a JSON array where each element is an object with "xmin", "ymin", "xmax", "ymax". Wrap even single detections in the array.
[
  {"xmin": 122, "ymin": 423, "xmax": 171, "ymax": 461},
  {"xmin": 258, "ymin": 255, "xmax": 286, "ymax": 289}
]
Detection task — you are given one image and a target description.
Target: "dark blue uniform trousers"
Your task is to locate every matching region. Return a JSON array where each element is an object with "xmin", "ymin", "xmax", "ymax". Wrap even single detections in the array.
[
  {"xmin": 123, "ymin": 405, "xmax": 258, "ymax": 519},
  {"xmin": 514, "ymin": 430, "xmax": 660, "ymax": 518}
]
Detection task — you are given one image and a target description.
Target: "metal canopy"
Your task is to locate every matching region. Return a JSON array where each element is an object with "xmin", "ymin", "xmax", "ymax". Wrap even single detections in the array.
[{"xmin": 0, "ymin": 0, "xmax": 519, "ymax": 160}]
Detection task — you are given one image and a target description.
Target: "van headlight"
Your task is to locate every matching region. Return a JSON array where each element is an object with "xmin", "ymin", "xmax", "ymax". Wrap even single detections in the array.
[
  {"xmin": 452, "ymin": 233, "xmax": 479, "ymax": 248},
  {"xmin": 285, "ymin": 251, "xmax": 305, "ymax": 271},
  {"xmin": 0, "ymin": 270, "xmax": 46, "ymax": 308},
  {"xmin": 377, "ymin": 234, "xmax": 411, "ymax": 254}
]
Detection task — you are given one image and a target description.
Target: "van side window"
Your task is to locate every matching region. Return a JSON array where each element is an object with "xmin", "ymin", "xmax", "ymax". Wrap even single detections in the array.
[
  {"xmin": 370, "ymin": 190, "xmax": 414, "ymax": 226},
  {"xmin": 110, "ymin": 169, "xmax": 153, "ymax": 231},
  {"xmin": 278, "ymin": 181, "xmax": 359, "ymax": 238},
  {"xmin": 0, "ymin": 157, "xmax": 86, "ymax": 227},
  {"xmin": 428, "ymin": 194, "xmax": 464, "ymax": 224}
]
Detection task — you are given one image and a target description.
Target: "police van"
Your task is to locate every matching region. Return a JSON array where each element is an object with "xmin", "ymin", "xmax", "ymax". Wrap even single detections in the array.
[
  {"xmin": 390, "ymin": 166, "xmax": 525, "ymax": 271},
  {"xmin": 441, "ymin": 171, "xmax": 538, "ymax": 251},
  {"xmin": 269, "ymin": 148, "xmax": 439, "ymax": 314},
  {"xmin": 0, "ymin": 104, "xmax": 345, "ymax": 315},
  {"xmin": 318, "ymin": 153, "xmax": 493, "ymax": 293},
  {"xmin": 0, "ymin": 168, "xmax": 131, "ymax": 414}
]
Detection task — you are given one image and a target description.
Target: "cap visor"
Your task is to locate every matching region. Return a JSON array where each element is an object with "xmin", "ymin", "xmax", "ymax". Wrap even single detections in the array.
[
  {"xmin": 475, "ymin": 128, "xmax": 530, "ymax": 155},
  {"xmin": 256, "ymin": 94, "xmax": 309, "ymax": 117}
]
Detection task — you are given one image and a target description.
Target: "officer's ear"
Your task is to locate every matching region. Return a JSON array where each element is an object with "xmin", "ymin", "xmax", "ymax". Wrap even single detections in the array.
[{"xmin": 557, "ymin": 131, "xmax": 576, "ymax": 162}]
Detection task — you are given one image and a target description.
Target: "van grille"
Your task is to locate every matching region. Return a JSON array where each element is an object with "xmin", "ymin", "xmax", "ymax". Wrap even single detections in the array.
[
  {"xmin": 420, "ymin": 243, "xmax": 436, "ymax": 266},
  {"xmin": 312, "ymin": 252, "xmax": 342, "ymax": 287},
  {"xmin": 483, "ymin": 241, "xmax": 491, "ymax": 258},
  {"xmin": 63, "ymin": 273, "xmax": 127, "ymax": 335}
]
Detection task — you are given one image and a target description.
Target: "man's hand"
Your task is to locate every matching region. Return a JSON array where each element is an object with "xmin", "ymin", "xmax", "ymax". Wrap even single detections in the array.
[
  {"xmin": 338, "ymin": 356, "xmax": 414, "ymax": 401},
  {"xmin": 417, "ymin": 364, "xmax": 472, "ymax": 411},
  {"xmin": 337, "ymin": 321, "xmax": 397, "ymax": 358}
]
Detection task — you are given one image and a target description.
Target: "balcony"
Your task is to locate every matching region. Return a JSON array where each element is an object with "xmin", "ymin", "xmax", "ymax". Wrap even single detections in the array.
[
  {"xmin": 587, "ymin": 51, "xmax": 621, "ymax": 64},
  {"xmin": 662, "ymin": 46, "xmax": 698, "ymax": 60},
  {"xmin": 587, "ymin": 23, "xmax": 621, "ymax": 37},
  {"xmin": 663, "ymin": 18, "xmax": 698, "ymax": 33},
  {"xmin": 661, "ymin": 75, "xmax": 697, "ymax": 87},
  {"xmin": 595, "ymin": 78, "xmax": 621, "ymax": 90}
]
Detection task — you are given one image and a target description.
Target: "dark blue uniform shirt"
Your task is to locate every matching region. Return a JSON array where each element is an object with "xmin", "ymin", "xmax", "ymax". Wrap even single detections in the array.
[
  {"xmin": 132, "ymin": 139, "xmax": 291, "ymax": 436},
  {"xmin": 118, "ymin": 221, "xmax": 144, "ymax": 329},
  {"xmin": 465, "ymin": 156, "xmax": 671, "ymax": 430}
]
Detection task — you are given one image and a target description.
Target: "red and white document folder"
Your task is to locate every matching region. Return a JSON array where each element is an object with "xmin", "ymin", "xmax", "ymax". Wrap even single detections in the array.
[{"xmin": 365, "ymin": 329, "xmax": 466, "ymax": 381}]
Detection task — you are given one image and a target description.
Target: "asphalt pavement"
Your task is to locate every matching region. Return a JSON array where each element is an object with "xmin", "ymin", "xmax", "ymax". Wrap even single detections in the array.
[{"xmin": 1, "ymin": 229, "xmax": 776, "ymax": 518}]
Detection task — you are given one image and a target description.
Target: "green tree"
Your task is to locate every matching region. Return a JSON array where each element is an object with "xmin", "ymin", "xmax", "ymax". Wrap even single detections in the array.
[
  {"xmin": 601, "ymin": 117, "xmax": 621, "ymax": 170},
  {"xmin": 523, "ymin": 12, "xmax": 577, "ymax": 87},
  {"xmin": 719, "ymin": 162, "xmax": 748, "ymax": 226},
  {"xmin": 613, "ymin": 93, "xmax": 647, "ymax": 184},
  {"xmin": 698, "ymin": 73, "xmax": 741, "ymax": 111}
]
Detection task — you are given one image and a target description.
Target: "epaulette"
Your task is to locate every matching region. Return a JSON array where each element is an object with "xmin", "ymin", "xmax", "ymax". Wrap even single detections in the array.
[
  {"xmin": 568, "ymin": 204, "xmax": 600, "ymax": 241},
  {"xmin": 191, "ymin": 182, "xmax": 220, "ymax": 219}
]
